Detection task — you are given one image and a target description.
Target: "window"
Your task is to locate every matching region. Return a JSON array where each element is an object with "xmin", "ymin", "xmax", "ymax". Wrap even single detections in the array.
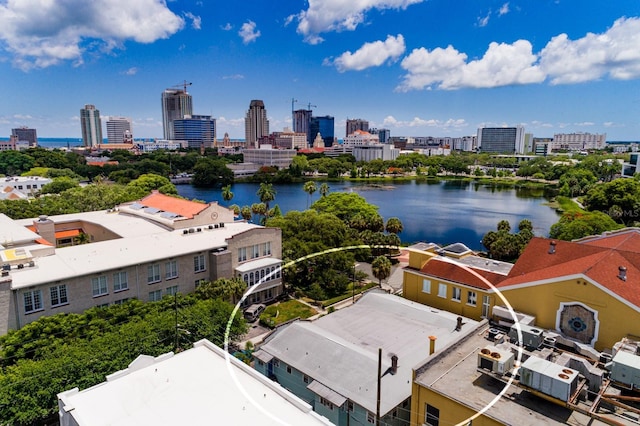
[
  {"xmin": 467, "ymin": 291, "xmax": 477, "ymax": 306},
  {"xmin": 50, "ymin": 285, "xmax": 68, "ymax": 307},
  {"xmin": 422, "ymin": 279, "xmax": 431, "ymax": 293},
  {"xmin": 452, "ymin": 287, "xmax": 461, "ymax": 302},
  {"xmin": 165, "ymin": 260, "xmax": 178, "ymax": 280},
  {"xmin": 303, "ymin": 374, "xmax": 310, "ymax": 384},
  {"xmin": 238, "ymin": 247, "xmax": 247, "ymax": 262},
  {"xmin": 252, "ymin": 244, "xmax": 260, "ymax": 258},
  {"xmin": 426, "ymin": 404, "xmax": 440, "ymax": 426},
  {"xmin": 273, "ymin": 359, "xmax": 280, "ymax": 368},
  {"xmin": 243, "ymin": 274, "xmax": 249, "ymax": 284},
  {"xmin": 113, "ymin": 271, "xmax": 128, "ymax": 292},
  {"xmin": 263, "ymin": 241, "xmax": 271, "ymax": 256},
  {"xmin": 438, "ymin": 283, "xmax": 447, "ymax": 298},
  {"xmin": 92, "ymin": 276, "xmax": 108, "ymax": 297},
  {"xmin": 286, "ymin": 366, "xmax": 292, "ymax": 374},
  {"xmin": 367, "ymin": 411, "xmax": 375, "ymax": 424},
  {"xmin": 165, "ymin": 285, "xmax": 178, "ymax": 296},
  {"xmin": 149, "ymin": 289, "xmax": 162, "ymax": 302},
  {"xmin": 319, "ymin": 397, "xmax": 334, "ymax": 410},
  {"xmin": 194, "ymin": 254, "xmax": 206, "ymax": 272},
  {"xmin": 147, "ymin": 264, "xmax": 161, "ymax": 284},
  {"xmin": 113, "ymin": 298, "xmax": 129, "ymax": 305},
  {"xmin": 482, "ymin": 295, "xmax": 491, "ymax": 318},
  {"xmin": 24, "ymin": 290, "xmax": 43, "ymax": 313},
  {"xmin": 347, "ymin": 401, "xmax": 354, "ymax": 412},
  {"xmin": 249, "ymin": 272, "xmax": 254, "ymax": 286}
]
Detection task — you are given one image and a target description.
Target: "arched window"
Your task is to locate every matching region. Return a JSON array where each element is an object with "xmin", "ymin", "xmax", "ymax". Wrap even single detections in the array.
[
  {"xmin": 249, "ymin": 272, "xmax": 254, "ymax": 286},
  {"xmin": 244, "ymin": 274, "xmax": 249, "ymax": 284}
]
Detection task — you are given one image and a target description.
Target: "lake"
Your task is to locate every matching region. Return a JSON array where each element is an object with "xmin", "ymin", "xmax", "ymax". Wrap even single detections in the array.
[{"xmin": 176, "ymin": 180, "xmax": 560, "ymax": 251}]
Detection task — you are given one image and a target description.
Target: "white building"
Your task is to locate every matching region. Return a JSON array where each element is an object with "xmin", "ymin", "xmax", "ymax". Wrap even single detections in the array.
[
  {"xmin": 353, "ymin": 144, "xmax": 400, "ymax": 162},
  {"xmin": 343, "ymin": 130, "xmax": 379, "ymax": 147},
  {"xmin": 57, "ymin": 339, "xmax": 332, "ymax": 426},
  {"xmin": 0, "ymin": 191, "xmax": 283, "ymax": 334},
  {"xmin": 135, "ymin": 140, "xmax": 186, "ymax": 152},
  {"xmin": 477, "ymin": 126, "xmax": 525, "ymax": 154},
  {"xmin": 106, "ymin": 117, "xmax": 133, "ymax": 145},
  {"xmin": 80, "ymin": 104, "xmax": 102, "ymax": 147},
  {"xmin": 551, "ymin": 132, "xmax": 607, "ymax": 151},
  {"xmin": 0, "ymin": 176, "xmax": 52, "ymax": 197},
  {"xmin": 274, "ymin": 127, "xmax": 308, "ymax": 150},
  {"xmin": 243, "ymin": 145, "xmax": 296, "ymax": 169}
]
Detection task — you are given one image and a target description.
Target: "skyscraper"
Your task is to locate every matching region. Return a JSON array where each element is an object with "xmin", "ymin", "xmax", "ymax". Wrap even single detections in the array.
[
  {"xmin": 346, "ymin": 118, "xmax": 369, "ymax": 137},
  {"xmin": 477, "ymin": 126, "xmax": 525, "ymax": 154},
  {"xmin": 245, "ymin": 100, "xmax": 269, "ymax": 148},
  {"xmin": 293, "ymin": 109, "xmax": 312, "ymax": 145},
  {"xmin": 106, "ymin": 116, "xmax": 133, "ymax": 144},
  {"xmin": 11, "ymin": 126, "xmax": 37, "ymax": 147},
  {"xmin": 310, "ymin": 115, "xmax": 335, "ymax": 147},
  {"xmin": 162, "ymin": 88, "xmax": 193, "ymax": 140},
  {"xmin": 80, "ymin": 104, "xmax": 103, "ymax": 147},
  {"xmin": 173, "ymin": 115, "xmax": 216, "ymax": 149}
]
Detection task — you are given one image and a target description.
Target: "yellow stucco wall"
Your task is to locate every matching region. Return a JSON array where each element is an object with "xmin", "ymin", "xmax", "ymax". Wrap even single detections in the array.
[
  {"xmin": 499, "ymin": 278, "xmax": 640, "ymax": 351},
  {"xmin": 411, "ymin": 382, "xmax": 503, "ymax": 426}
]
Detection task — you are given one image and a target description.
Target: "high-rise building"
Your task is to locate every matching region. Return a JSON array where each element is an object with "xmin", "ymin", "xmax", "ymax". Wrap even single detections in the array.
[
  {"xmin": 310, "ymin": 116, "xmax": 335, "ymax": 147},
  {"xmin": 477, "ymin": 126, "xmax": 525, "ymax": 154},
  {"xmin": 173, "ymin": 115, "xmax": 216, "ymax": 149},
  {"xmin": 11, "ymin": 126, "xmax": 38, "ymax": 147},
  {"xmin": 369, "ymin": 128, "xmax": 390, "ymax": 144},
  {"xmin": 161, "ymin": 88, "xmax": 193, "ymax": 140},
  {"xmin": 293, "ymin": 109, "xmax": 312, "ymax": 144},
  {"xmin": 106, "ymin": 117, "xmax": 133, "ymax": 145},
  {"xmin": 346, "ymin": 118, "xmax": 369, "ymax": 137},
  {"xmin": 245, "ymin": 100, "xmax": 269, "ymax": 148},
  {"xmin": 551, "ymin": 132, "xmax": 606, "ymax": 151},
  {"xmin": 80, "ymin": 104, "xmax": 103, "ymax": 147}
]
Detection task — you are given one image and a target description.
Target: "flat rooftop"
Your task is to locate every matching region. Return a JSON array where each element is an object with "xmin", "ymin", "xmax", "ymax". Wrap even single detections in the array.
[{"xmin": 58, "ymin": 339, "xmax": 332, "ymax": 426}]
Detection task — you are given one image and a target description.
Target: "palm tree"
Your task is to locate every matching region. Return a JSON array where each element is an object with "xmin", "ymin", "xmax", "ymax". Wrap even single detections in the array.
[
  {"xmin": 371, "ymin": 255, "xmax": 392, "ymax": 288},
  {"xmin": 251, "ymin": 202, "xmax": 267, "ymax": 224},
  {"xmin": 240, "ymin": 205, "xmax": 252, "ymax": 221},
  {"xmin": 257, "ymin": 183, "xmax": 276, "ymax": 211},
  {"xmin": 229, "ymin": 204, "xmax": 240, "ymax": 216},
  {"xmin": 222, "ymin": 185, "xmax": 234, "ymax": 205},
  {"xmin": 319, "ymin": 183, "xmax": 330, "ymax": 198},
  {"xmin": 385, "ymin": 217, "xmax": 403, "ymax": 235},
  {"xmin": 303, "ymin": 181, "xmax": 317, "ymax": 208}
]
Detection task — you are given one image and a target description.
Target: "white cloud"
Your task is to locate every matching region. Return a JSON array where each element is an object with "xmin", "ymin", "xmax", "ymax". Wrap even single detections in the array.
[
  {"xmin": 382, "ymin": 115, "xmax": 468, "ymax": 130},
  {"xmin": 540, "ymin": 17, "xmax": 640, "ymax": 84},
  {"xmin": 122, "ymin": 67, "xmax": 138, "ymax": 76},
  {"xmin": 221, "ymin": 23, "xmax": 233, "ymax": 31},
  {"xmin": 239, "ymin": 20, "xmax": 260, "ymax": 44},
  {"xmin": 498, "ymin": 3, "xmax": 510, "ymax": 16},
  {"xmin": 292, "ymin": 0, "xmax": 423, "ymax": 43},
  {"xmin": 184, "ymin": 12, "xmax": 201, "ymax": 30},
  {"xmin": 331, "ymin": 34, "xmax": 405, "ymax": 72},
  {"xmin": 222, "ymin": 74, "xmax": 245, "ymax": 80},
  {"xmin": 0, "ymin": 0, "xmax": 184, "ymax": 70},
  {"xmin": 477, "ymin": 12, "xmax": 490, "ymax": 28}
]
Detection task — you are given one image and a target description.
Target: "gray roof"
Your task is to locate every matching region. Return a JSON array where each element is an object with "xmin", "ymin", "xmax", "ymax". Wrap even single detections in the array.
[{"xmin": 258, "ymin": 291, "xmax": 479, "ymax": 414}]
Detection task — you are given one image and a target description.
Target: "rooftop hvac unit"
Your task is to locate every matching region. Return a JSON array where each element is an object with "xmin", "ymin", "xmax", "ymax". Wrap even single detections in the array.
[
  {"xmin": 519, "ymin": 356, "xmax": 579, "ymax": 402},
  {"xmin": 2, "ymin": 264, "xmax": 10, "ymax": 271},
  {"xmin": 1, "ymin": 271, "xmax": 8, "ymax": 277},
  {"xmin": 609, "ymin": 351, "xmax": 640, "ymax": 390},
  {"xmin": 220, "ymin": 222, "xmax": 225, "ymax": 228},
  {"xmin": 477, "ymin": 345, "xmax": 514, "ymax": 375},
  {"xmin": 208, "ymin": 225, "xmax": 214, "ymax": 230},
  {"xmin": 214, "ymin": 224, "xmax": 219, "ymax": 229},
  {"xmin": 196, "ymin": 228, "xmax": 202, "ymax": 232},
  {"xmin": 188, "ymin": 228, "xmax": 195, "ymax": 234},
  {"xmin": 183, "ymin": 230, "xmax": 189, "ymax": 235},
  {"xmin": 509, "ymin": 323, "xmax": 544, "ymax": 349}
]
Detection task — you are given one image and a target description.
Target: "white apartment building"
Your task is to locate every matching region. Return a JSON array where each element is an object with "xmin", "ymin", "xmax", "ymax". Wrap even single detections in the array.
[
  {"xmin": 0, "ymin": 191, "xmax": 283, "ymax": 334},
  {"xmin": 106, "ymin": 116, "xmax": 133, "ymax": 144},
  {"xmin": 343, "ymin": 130, "xmax": 379, "ymax": 147},
  {"xmin": 243, "ymin": 145, "xmax": 296, "ymax": 169},
  {"xmin": 551, "ymin": 132, "xmax": 607, "ymax": 151},
  {"xmin": 274, "ymin": 128, "xmax": 308, "ymax": 150},
  {"xmin": 1, "ymin": 176, "xmax": 52, "ymax": 196},
  {"xmin": 353, "ymin": 144, "xmax": 400, "ymax": 162}
]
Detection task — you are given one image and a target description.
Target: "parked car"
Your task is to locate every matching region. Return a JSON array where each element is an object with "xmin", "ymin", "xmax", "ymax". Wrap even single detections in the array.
[{"xmin": 243, "ymin": 304, "xmax": 266, "ymax": 322}]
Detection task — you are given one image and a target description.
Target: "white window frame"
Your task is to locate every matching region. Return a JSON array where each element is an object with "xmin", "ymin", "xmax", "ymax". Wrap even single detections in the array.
[
  {"xmin": 92, "ymin": 276, "xmax": 108, "ymax": 297},
  {"xmin": 467, "ymin": 291, "xmax": 477, "ymax": 306},
  {"xmin": 113, "ymin": 271, "xmax": 128, "ymax": 292},
  {"xmin": 24, "ymin": 290, "xmax": 43, "ymax": 313},
  {"xmin": 238, "ymin": 247, "xmax": 247, "ymax": 262},
  {"xmin": 367, "ymin": 411, "xmax": 375, "ymax": 424},
  {"xmin": 437, "ymin": 283, "xmax": 447, "ymax": 298},
  {"xmin": 194, "ymin": 254, "xmax": 206, "ymax": 272},
  {"xmin": 165, "ymin": 260, "xmax": 178, "ymax": 280},
  {"xmin": 149, "ymin": 289, "xmax": 162, "ymax": 302},
  {"xmin": 147, "ymin": 264, "xmax": 161, "ymax": 284},
  {"xmin": 422, "ymin": 279, "xmax": 431, "ymax": 294},
  {"xmin": 165, "ymin": 285, "xmax": 178, "ymax": 296},
  {"xmin": 452, "ymin": 287, "xmax": 461, "ymax": 302},
  {"xmin": 482, "ymin": 295, "xmax": 491, "ymax": 318},
  {"xmin": 252, "ymin": 244, "xmax": 260, "ymax": 258},
  {"xmin": 50, "ymin": 284, "xmax": 68, "ymax": 307},
  {"xmin": 263, "ymin": 241, "xmax": 271, "ymax": 256}
]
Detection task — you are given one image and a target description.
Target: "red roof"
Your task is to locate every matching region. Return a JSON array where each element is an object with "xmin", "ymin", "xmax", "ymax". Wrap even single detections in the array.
[
  {"xmin": 497, "ymin": 233, "xmax": 640, "ymax": 308},
  {"xmin": 420, "ymin": 257, "xmax": 495, "ymax": 290},
  {"xmin": 139, "ymin": 191, "xmax": 207, "ymax": 219}
]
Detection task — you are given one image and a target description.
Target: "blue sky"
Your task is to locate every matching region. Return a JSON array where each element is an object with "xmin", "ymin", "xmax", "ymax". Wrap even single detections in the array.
[{"xmin": 1, "ymin": 0, "xmax": 640, "ymax": 141}]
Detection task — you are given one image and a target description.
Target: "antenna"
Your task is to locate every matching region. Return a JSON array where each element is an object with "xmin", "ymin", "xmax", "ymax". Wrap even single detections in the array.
[{"xmin": 307, "ymin": 102, "xmax": 317, "ymax": 111}]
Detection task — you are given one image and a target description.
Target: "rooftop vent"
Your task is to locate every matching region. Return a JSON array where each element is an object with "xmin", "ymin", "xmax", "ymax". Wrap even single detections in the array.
[
  {"xmin": 618, "ymin": 266, "xmax": 627, "ymax": 282},
  {"xmin": 390, "ymin": 354, "xmax": 398, "ymax": 375},
  {"xmin": 548, "ymin": 241, "xmax": 556, "ymax": 254}
]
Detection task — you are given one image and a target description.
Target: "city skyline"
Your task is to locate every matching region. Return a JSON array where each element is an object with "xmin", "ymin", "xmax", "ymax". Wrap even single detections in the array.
[{"xmin": 0, "ymin": 1, "xmax": 639, "ymax": 140}]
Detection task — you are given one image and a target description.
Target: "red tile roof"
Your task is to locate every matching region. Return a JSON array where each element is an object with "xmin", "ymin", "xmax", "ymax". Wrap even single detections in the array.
[
  {"xmin": 139, "ymin": 191, "xmax": 208, "ymax": 219},
  {"xmin": 497, "ymin": 233, "xmax": 640, "ymax": 308},
  {"xmin": 420, "ymin": 257, "xmax": 495, "ymax": 290}
]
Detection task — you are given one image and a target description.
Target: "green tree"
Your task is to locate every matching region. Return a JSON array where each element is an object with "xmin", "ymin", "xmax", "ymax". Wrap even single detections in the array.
[
  {"xmin": 583, "ymin": 178, "xmax": 640, "ymax": 225},
  {"xmin": 371, "ymin": 255, "xmax": 392, "ymax": 288},
  {"xmin": 192, "ymin": 157, "xmax": 234, "ymax": 187},
  {"xmin": 257, "ymin": 182, "xmax": 276, "ymax": 211},
  {"xmin": 482, "ymin": 219, "xmax": 534, "ymax": 262},
  {"xmin": 319, "ymin": 183, "xmax": 330, "ymax": 197},
  {"xmin": 196, "ymin": 277, "xmax": 248, "ymax": 304},
  {"xmin": 303, "ymin": 181, "xmax": 317, "ymax": 208},
  {"xmin": 240, "ymin": 205, "xmax": 252, "ymax": 221},
  {"xmin": 385, "ymin": 217, "xmax": 403, "ymax": 234},
  {"xmin": 126, "ymin": 173, "xmax": 177, "ymax": 196},
  {"xmin": 40, "ymin": 176, "xmax": 79, "ymax": 194},
  {"xmin": 311, "ymin": 192, "xmax": 379, "ymax": 224},
  {"xmin": 229, "ymin": 204, "xmax": 240, "ymax": 216},
  {"xmin": 549, "ymin": 211, "xmax": 623, "ymax": 241},
  {"xmin": 222, "ymin": 184, "xmax": 234, "ymax": 204}
]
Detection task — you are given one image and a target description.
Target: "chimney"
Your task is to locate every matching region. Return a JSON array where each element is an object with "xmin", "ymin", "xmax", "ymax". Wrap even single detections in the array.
[
  {"xmin": 618, "ymin": 266, "xmax": 627, "ymax": 282},
  {"xmin": 428, "ymin": 335, "xmax": 437, "ymax": 355},
  {"xmin": 33, "ymin": 215, "xmax": 55, "ymax": 246},
  {"xmin": 548, "ymin": 241, "xmax": 556, "ymax": 254},
  {"xmin": 455, "ymin": 316, "xmax": 463, "ymax": 331},
  {"xmin": 390, "ymin": 354, "xmax": 398, "ymax": 375}
]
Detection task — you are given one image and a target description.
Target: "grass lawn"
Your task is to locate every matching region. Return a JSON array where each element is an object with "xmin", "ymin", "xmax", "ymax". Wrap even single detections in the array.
[
  {"xmin": 260, "ymin": 299, "xmax": 317, "ymax": 328},
  {"xmin": 545, "ymin": 195, "xmax": 585, "ymax": 213}
]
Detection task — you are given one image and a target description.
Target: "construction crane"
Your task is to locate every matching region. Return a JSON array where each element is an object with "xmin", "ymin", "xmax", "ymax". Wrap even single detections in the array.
[
  {"xmin": 307, "ymin": 102, "xmax": 316, "ymax": 111},
  {"xmin": 172, "ymin": 80, "xmax": 192, "ymax": 92}
]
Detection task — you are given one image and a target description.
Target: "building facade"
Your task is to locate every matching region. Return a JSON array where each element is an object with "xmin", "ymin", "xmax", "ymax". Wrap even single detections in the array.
[
  {"xmin": 293, "ymin": 109, "xmax": 313, "ymax": 145},
  {"xmin": 346, "ymin": 119, "xmax": 369, "ymax": 137},
  {"xmin": 161, "ymin": 89, "xmax": 193, "ymax": 140},
  {"xmin": 245, "ymin": 100, "xmax": 269, "ymax": 148},
  {"xmin": 80, "ymin": 104, "xmax": 103, "ymax": 147},
  {"xmin": 11, "ymin": 127, "xmax": 38, "ymax": 147},
  {"xmin": 0, "ymin": 192, "xmax": 283, "ymax": 334},
  {"xmin": 477, "ymin": 126, "xmax": 525, "ymax": 154},
  {"xmin": 551, "ymin": 132, "xmax": 606, "ymax": 151},
  {"xmin": 173, "ymin": 115, "xmax": 216, "ymax": 149},
  {"xmin": 106, "ymin": 117, "xmax": 133, "ymax": 145},
  {"xmin": 243, "ymin": 145, "xmax": 296, "ymax": 169},
  {"xmin": 310, "ymin": 116, "xmax": 335, "ymax": 147}
]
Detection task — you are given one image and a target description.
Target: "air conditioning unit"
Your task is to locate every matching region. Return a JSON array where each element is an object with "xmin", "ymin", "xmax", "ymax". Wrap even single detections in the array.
[
  {"xmin": 477, "ymin": 345, "xmax": 514, "ymax": 375},
  {"xmin": 509, "ymin": 323, "xmax": 544, "ymax": 349},
  {"xmin": 220, "ymin": 222, "xmax": 225, "ymax": 228}
]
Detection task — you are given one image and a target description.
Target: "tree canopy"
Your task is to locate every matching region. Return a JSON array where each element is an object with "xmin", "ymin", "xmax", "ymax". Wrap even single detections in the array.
[
  {"xmin": 549, "ymin": 211, "xmax": 623, "ymax": 241},
  {"xmin": 481, "ymin": 219, "xmax": 535, "ymax": 262}
]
